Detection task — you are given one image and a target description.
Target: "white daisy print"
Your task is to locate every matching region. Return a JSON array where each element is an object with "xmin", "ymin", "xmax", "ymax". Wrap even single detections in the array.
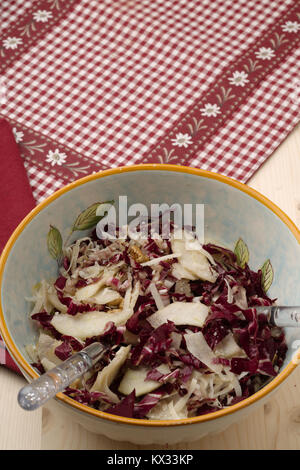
[
  {"xmin": 3, "ymin": 37, "xmax": 22, "ymax": 50},
  {"xmin": 46, "ymin": 149, "xmax": 67, "ymax": 166},
  {"xmin": 12, "ymin": 128, "xmax": 24, "ymax": 143},
  {"xmin": 282, "ymin": 21, "xmax": 300, "ymax": 33},
  {"xmin": 200, "ymin": 103, "xmax": 221, "ymax": 117},
  {"xmin": 33, "ymin": 10, "xmax": 53, "ymax": 23},
  {"xmin": 171, "ymin": 133, "xmax": 192, "ymax": 148},
  {"xmin": 228, "ymin": 71, "xmax": 249, "ymax": 87},
  {"xmin": 255, "ymin": 47, "xmax": 275, "ymax": 60}
]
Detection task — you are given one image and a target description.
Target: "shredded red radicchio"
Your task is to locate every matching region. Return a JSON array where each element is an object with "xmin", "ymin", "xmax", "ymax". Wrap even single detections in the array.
[{"xmin": 30, "ymin": 231, "xmax": 287, "ymax": 420}]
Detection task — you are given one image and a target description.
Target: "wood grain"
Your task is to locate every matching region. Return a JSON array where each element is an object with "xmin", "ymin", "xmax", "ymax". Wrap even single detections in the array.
[
  {"xmin": 1, "ymin": 123, "xmax": 300, "ymax": 449},
  {"xmin": 0, "ymin": 369, "xmax": 41, "ymax": 450}
]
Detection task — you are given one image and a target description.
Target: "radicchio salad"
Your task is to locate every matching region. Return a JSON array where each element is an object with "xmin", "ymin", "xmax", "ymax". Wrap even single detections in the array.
[{"xmin": 26, "ymin": 203, "xmax": 287, "ymax": 420}]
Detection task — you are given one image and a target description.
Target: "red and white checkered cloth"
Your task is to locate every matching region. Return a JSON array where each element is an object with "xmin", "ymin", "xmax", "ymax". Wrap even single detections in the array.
[
  {"xmin": 1, "ymin": 0, "xmax": 300, "ymax": 204},
  {"xmin": 0, "ymin": 0, "xmax": 300, "ymax": 372}
]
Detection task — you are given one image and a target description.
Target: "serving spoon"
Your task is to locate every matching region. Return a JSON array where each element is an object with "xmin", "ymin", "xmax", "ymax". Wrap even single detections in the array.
[
  {"xmin": 18, "ymin": 342, "xmax": 106, "ymax": 411},
  {"xmin": 256, "ymin": 305, "xmax": 300, "ymax": 327},
  {"xmin": 17, "ymin": 305, "xmax": 300, "ymax": 411}
]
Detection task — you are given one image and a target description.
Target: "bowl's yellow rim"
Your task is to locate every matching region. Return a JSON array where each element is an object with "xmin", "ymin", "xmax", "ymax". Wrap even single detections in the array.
[{"xmin": 0, "ymin": 163, "xmax": 299, "ymax": 427}]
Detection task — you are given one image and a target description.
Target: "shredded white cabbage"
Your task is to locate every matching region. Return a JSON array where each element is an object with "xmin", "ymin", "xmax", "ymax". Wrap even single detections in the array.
[
  {"xmin": 149, "ymin": 282, "xmax": 165, "ymax": 311},
  {"xmin": 141, "ymin": 253, "xmax": 182, "ymax": 267}
]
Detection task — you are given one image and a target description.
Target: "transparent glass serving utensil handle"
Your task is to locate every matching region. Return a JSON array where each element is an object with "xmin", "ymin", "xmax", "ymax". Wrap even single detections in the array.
[
  {"xmin": 18, "ymin": 342, "xmax": 105, "ymax": 411},
  {"xmin": 256, "ymin": 306, "xmax": 300, "ymax": 328}
]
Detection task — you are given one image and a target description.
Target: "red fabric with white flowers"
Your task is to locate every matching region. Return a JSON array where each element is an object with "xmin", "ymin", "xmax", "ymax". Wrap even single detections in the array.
[
  {"xmin": 1, "ymin": 0, "xmax": 299, "ymax": 203},
  {"xmin": 0, "ymin": 0, "xmax": 299, "ymax": 371}
]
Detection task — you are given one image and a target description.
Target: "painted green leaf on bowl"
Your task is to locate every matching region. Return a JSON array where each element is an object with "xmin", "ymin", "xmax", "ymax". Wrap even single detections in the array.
[
  {"xmin": 261, "ymin": 259, "xmax": 274, "ymax": 292},
  {"xmin": 47, "ymin": 225, "xmax": 63, "ymax": 261},
  {"xmin": 234, "ymin": 238, "xmax": 249, "ymax": 268},
  {"xmin": 72, "ymin": 201, "xmax": 114, "ymax": 232}
]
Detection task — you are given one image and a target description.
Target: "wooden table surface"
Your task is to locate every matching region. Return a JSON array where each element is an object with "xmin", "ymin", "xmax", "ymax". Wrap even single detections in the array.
[{"xmin": 1, "ymin": 124, "xmax": 300, "ymax": 450}]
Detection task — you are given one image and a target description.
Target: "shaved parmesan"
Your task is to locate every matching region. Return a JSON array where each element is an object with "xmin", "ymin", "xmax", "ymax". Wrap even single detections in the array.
[
  {"xmin": 118, "ymin": 364, "xmax": 170, "ymax": 397},
  {"xmin": 90, "ymin": 345, "xmax": 131, "ymax": 401},
  {"xmin": 184, "ymin": 331, "xmax": 223, "ymax": 373},
  {"xmin": 147, "ymin": 301, "xmax": 209, "ymax": 329}
]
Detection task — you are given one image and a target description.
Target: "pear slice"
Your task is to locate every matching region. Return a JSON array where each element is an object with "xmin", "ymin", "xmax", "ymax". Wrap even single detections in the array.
[
  {"xmin": 74, "ymin": 269, "xmax": 117, "ymax": 301},
  {"xmin": 118, "ymin": 364, "xmax": 170, "ymax": 397},
  {"xmin": 51, "ymin": 283, "xmax": 139, "ymax": 340},
  {"xmin": 147, "ymin": 301, "xmax": 209, "ymax": 329},
  {"xmin": 90, "ymin": 345, "xmax": 131, "ymax": 401},
  {"xmin": 51, "ymin": 309, "xmax": 128, "ymax": 340},
  {"xmin": 92, "ymin": 287, "xmax": 122, "ymax": 306}
]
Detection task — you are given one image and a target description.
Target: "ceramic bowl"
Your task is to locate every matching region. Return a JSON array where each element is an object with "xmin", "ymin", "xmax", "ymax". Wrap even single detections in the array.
[{"xmin": 1, "ymin": 164, "xmax": 300, "ymax": 445}]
